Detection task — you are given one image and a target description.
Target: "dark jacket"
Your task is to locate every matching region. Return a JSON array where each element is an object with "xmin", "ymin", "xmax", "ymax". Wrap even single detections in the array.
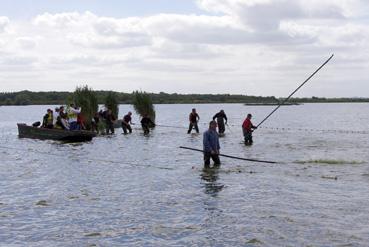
[
  {"xmin": 213, "ymin": 112, "xmax": 227, "ymax": 123},
  {"xmin": 141, "ymin": 117, "xmax": 155, "ymax": 127}
]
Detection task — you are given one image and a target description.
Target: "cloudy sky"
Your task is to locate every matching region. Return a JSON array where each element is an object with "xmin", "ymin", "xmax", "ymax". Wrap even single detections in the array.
[{"xmin": 0, "ymin": 0, "xmax": 368, "ymax": 97}]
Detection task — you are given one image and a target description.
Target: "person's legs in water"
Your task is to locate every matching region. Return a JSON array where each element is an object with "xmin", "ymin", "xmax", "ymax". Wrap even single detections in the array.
[
  {"xmin": 122, "ymin": 123, "xmax": 128, "ymax": 134},
  {"xmin": 244, "ymin": 132, "xmax": 253, "ymax": 145},
  {"xmin": 194, "ymin": 123, "xmax": 199, "ymax": 133},
  {"xmin": 187, "ymin": 123, "xmax": 194, "ymax": 134},
  {"xmin": 142, "ymin": 124, "xmax": 150, "ymax": 134},
  {"xmin": 204, "ymin": 152, "xmax": 211, "ymax": 167},
  {"xmin": 218, "ymin": 122, "xmax": 225, "ymax": 134},
  {"xmin": 127, "ymin": 125, "xmax": 132, "ymax": 133},
  {"xmin": 106, "ymin": 122, "xmax": 114, "ymax": 134},
  {"xmin": 211, "ymin": 154, "xmax": 221, "ymax": 165}
]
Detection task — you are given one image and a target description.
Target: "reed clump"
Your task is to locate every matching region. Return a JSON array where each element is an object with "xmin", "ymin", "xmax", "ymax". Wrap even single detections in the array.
[
  {"xmin": 104, "ymin": 91, "xmax": 119, "ymax": 118},
  {"xmin": 132, "ymin": 91, "xmax": 155, "ymax": 123},
  {"xmin": 73, "ymin": 85, "xmax": 98, "ymax": 129}
]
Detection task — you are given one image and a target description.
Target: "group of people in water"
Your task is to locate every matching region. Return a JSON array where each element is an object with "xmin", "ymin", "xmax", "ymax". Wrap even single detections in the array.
[
  {"xmin": 40, "ymin": 105, "xmax": 257, "ymax": 167},
  {"xmin": 189, "ymin": 108, "xmax": 257, "ymax": 167},
  {"xmin": 40, "ymin": 104, "xmax": 157, "ymax": 136}
]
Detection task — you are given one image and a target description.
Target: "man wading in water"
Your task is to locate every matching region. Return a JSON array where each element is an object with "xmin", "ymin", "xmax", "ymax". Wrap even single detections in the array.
[
  {"xmin": 141, "ymin": 114, "xmax": 155, "ymax": 135},
  {"xmin": 203, "ymin": 120, "xmax": 220, "ymax": 167},
  {"xmin": 242, "ymin": 113, "xmax": 257, "ymax": 145},
  {"xmin": 188, "ymin": 108, "xmax": 200, "ymax": 134},
  {"xmin": 212, "ymin": 110, "xmax": 228, "ymax": 135},
  {"xmin": 121, "ymin": 111, "xmax": 133, "ymax": 134}
]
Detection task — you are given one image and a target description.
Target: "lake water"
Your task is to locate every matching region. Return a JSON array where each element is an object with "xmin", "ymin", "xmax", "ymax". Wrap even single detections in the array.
[{"xmin": 0, "ymin": 103, "xmax": 368, "ymax": 246}]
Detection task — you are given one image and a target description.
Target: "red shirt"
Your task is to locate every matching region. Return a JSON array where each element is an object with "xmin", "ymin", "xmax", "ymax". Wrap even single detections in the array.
[
  {"xmin": 242, "ymin": 118, "xmax": 253, "ymax": 132},
  {"xmin": 77, "ymin": 114, "xmax": 85, "ymax": 124}
]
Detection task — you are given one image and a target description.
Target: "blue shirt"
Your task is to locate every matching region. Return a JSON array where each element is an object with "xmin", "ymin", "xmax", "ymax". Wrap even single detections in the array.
[{"xmin": 203, "ymin": 129, "xmax": 220, "ymax": 153}]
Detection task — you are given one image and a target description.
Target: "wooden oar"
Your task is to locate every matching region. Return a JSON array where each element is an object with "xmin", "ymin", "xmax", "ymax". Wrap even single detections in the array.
[
  {"xmin": 256, "ymin": 54, "xmax": 334, "ymax": 128},
  {"xmin": 179, "ymin": 146, "xmax": 278, "ymax": 164}
]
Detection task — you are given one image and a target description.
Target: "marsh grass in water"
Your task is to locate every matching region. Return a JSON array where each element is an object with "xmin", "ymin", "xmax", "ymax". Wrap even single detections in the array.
[
  {"xmin": 35, "ymin": 200, "xmax": 49, "ymax": 206},
  {"xmin": 104, "ymin": 91, "xmax": 119, "ymax": 118},
  {"xmin": 73, "ymin": 85, "xmax": 98, "ymax": 129},
  {"xmin": 132, "ymin": 91, "xmax": 156, "ymax": 123}
]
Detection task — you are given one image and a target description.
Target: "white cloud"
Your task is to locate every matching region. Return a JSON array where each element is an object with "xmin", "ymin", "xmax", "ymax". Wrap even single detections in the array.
[
  {"xmin": 16, "ymin": 37, "xmax": 37, "ymax": 49},
  {"xmin": 0, "ymin": 16, "xmax": 10, "ymax": 33},
  {"xmin": 0, "ymin": 1, "xmax": 369, "ymax": 96},
  {"xmin": 33, "ymin": 11, "xmax": 96, "ymax": 28}
]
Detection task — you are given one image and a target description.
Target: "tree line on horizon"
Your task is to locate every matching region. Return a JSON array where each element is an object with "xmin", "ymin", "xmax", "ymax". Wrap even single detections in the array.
[{"xmin": 0, "ymin": 90, "xmax": 368, "ymax": 106}]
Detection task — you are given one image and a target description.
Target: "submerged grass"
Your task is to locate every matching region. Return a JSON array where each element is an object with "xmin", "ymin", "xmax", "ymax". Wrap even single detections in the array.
[{"xmin": 295, "ymin": 159, "xmax": 365, "ymax": 165}]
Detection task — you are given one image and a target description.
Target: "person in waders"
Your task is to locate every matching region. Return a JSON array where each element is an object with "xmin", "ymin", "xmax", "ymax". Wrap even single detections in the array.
[
  {"xmin": 105, "ymin": 109, "xmax": 116, "ymax": 134},
  {"xmin": 141, "ymin": 114, "xmax": 155, "ymax": 135},
  {"xmin": 203, "ymin": 120, "xmax": 221, "ymax": 167},
  {"xmin": 122, "ymin": 111, "xmax": 133, "ymax": 134},
  {"xmin": 212, "ymin": 110, "xmax": 227, "ymax": 134},
  {"xmin": 242, "ymin": 113, "xmax": 257, "ymax": 145},
  {"xmin": 188, "ymin": 108, "xmax": 200, "ymax": 134}
]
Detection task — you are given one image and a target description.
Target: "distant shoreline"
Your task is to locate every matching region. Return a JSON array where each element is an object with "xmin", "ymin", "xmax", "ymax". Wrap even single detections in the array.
[
  {"xmin": 244, "ymin": 102, "xmax": 301, "ymax": 106},
  {"xmin": 1, "ymin": 90, "xmax": 369, "ymax": 105}
]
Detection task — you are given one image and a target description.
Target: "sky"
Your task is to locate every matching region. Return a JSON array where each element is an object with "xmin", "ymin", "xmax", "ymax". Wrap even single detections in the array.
[{"xmin": 0, "ymin": 0, "xmax": 369, "ymax": 97}]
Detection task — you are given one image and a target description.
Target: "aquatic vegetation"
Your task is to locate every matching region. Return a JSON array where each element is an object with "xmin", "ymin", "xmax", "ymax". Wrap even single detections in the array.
[
  {"xmin": 295, "ymin": 159, "xmax": 365, "ymax": 165},
  {"xmin": 321, "ymin": 175, "xmax": 338, "ymax": 180},
  {"xmin": 104, "ymin": 91, "xmax": 119, "ymax": 118},
  {"xmin": 132, "ymin": 90, "xmax": 156, "ymax": 123},
  {"xmin": 84, "ymin": 232, "xmax": 102, "ymax": 237},
  {"xmin": 35, "ymin": 200, "xmax": 49, "ymax": 206},
  {"xmin": 73, "ymin": 85, "xmax": 98, "ymax": 129},
  {"xmin": 246, "ymin": 238, "xmax": 263, "ymax": 244}
]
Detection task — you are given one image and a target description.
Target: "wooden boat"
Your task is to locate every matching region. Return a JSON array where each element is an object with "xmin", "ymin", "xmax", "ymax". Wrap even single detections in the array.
[{"xmin": 17, "ymin": 123, "xmax": 96, "ymax": 142}]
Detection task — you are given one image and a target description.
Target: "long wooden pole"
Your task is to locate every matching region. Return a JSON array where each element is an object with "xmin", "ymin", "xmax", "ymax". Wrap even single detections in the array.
[
  {"xmin": 256, "ymin": 54, "xmax": 334, "ymax": 128},
  {"xmin": 179, "ymin": 146, "xmax": 277, "ymax": 164}
]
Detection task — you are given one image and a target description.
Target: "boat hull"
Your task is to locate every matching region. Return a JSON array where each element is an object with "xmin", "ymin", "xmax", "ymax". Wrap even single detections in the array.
[{"xmin": 17, "ymin": 123, "xmax": 96, "ymax": 142}]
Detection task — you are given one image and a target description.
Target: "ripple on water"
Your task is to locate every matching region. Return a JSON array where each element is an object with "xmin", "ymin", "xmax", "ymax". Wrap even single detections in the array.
[{"xmin": 1, "ymin": 104, "xmax": 369, "ymax": 246}]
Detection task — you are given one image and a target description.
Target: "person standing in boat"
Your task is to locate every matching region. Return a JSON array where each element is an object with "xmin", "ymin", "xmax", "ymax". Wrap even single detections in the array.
[
  {"xmin": 242, "ymin": 113, "xmax": 257, "ymax": 145},
  {"xmin": 203, "ymin": 120, "xmax": 221, "ymax": 167},
  {"xmin": 140, "ymin": 114, "xmax": 155, "ymax": 135},
  {"xmin": 58, "ymin": 106, "xmax": 69, "ymax": 130},
  {"xmin": 212, "ymin": 110, "xmax": 228, "ymax": 134},
  {"xmin": 188, "ymin": 108, "xmax": 200, "ymax": 134},
  {"xmin": 53, "ymin": 107, "xmax": 60, "ymax": 127},
  {"xmin": 122, "ymin": 111, "xmax": 133, "ymax": 134},
  {"xmin": 67, "ymin": 104, "xmax": 81, "ymax": 130}
]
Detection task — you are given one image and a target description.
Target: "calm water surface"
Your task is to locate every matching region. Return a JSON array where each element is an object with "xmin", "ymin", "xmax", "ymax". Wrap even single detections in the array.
[{"xmin": 0, "ymin": 103, "xmax": 369, "ymax": 246}]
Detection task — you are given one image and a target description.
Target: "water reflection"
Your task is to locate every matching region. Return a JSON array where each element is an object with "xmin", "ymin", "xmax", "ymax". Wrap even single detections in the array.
[
  {"xmin": 201, "ymin": 165, "xmax": 224, "ymax": 246},
  {"xmin": 201, "ymin": 165, "xmax": 224, "ymax": 197}
]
